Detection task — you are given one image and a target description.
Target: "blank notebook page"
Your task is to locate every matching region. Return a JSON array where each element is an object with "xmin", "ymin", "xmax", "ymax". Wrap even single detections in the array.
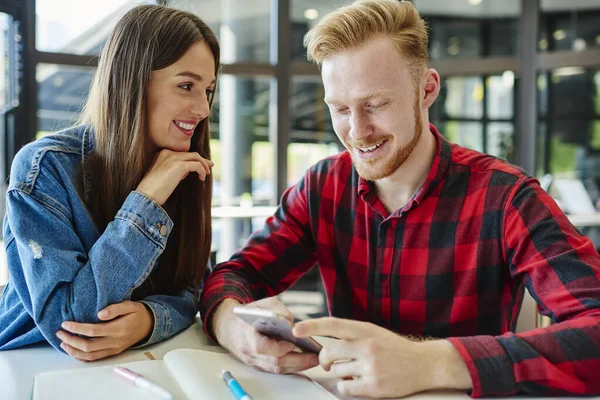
[{"xmin": 164, "ymin": 348, "xmax": 337, "ymax": 399}]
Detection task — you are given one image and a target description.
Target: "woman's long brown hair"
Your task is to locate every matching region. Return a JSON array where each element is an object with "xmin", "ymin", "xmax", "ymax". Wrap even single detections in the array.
[{"xmin": 78, "ymin": 5, "xmax": 220, "ymax": 298}]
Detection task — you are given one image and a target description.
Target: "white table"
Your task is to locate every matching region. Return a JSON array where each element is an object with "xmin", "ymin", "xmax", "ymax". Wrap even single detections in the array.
[
  {"xmin": 211, "ymin": 206, "xmax": 277, "ymax": 219},
  {"xmin": 2, "ymin": 319, "xmax": 599, "ymax": 400},
  {"xmin": 0, "ymin": 319, "xmax": 226, "ymax": 400},
  {"xmin": 567, "ymin": 213, "xmax": 600, "ymax": 228}
]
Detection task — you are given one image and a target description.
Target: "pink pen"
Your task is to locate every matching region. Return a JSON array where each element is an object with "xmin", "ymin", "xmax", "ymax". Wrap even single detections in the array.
[{"xmin": 113, "ymin": 366, "xmax": 174, "ymax": 400}]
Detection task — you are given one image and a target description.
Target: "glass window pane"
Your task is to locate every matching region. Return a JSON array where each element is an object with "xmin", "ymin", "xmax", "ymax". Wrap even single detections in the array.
[
  {"xmin": 439, "ymin": 121, "xmax": 483, "ymax": 152},
  {"xmin": 536, "ymin": 122, "xmax": 547, "ymax": 177},
  {"xmin": 36, "ymin": 0, "xmax": 155, "ymax": 55},
  {"xmin": 429, "ymin": 19, "xmax": 481, "ymax": 60},
  {"xmin": 176, "ymin": 0, "xmax": 271, "ymax": 63},
  {"xmin": 415, "ymin": 0, "xmax": 520, "ymax": 18},
  {"xmin": 538, "ymin": 72, "xmax": 548, "ymax": 117},
  {"xmin": 289, "ymin": 77, "xmax": 337, "ymax": 140},
  {"xmin": 290, "ymin": 0, "xmax": 354, "ymax": 61},
  {"xmin": 548, "ymin": 120, "xmax": 594, "ymax": 177},
  {"xmin": 489, "ymin": 19, "xmax": 519, "ymax": 57},
  {"xmin": 288, "ymin": 77, "xmax": 341, "ymax": 185},
  {"xmin": 37, "ymin": 64, "xmax": 95, "ymax": 136},
  {"xmin": 0, "ymin": 12, "xmax": 7, "ymax": 286},
  {"xmin": 541, "ymin": 0, "xmax": 600, "ymax": 52},
  {"xmin": 415, "ymin": 1, "xmax": 520, "ymax": 59},
  {"xmin": 287, "ymin": 142, "xmax": 339, "ymax": 186},
  {"xmin": 550, "ymin": 68, "xmax": 596, "ymax": 118},
  {"xmin": 595, "ymin": 71, "xmax": 600, "ymax": 117},
  {"xmin": 487, "ymin": 122, "xmax": 514, "ymax": 162},
  {"xmin": 211, "ymin": 76, "xmax": 271, "ymax": 205},
  {"xmin": 212, "ymin": 76, "xmax": 272, "ymax": 261},
  {"xmin": 549, "ymin": 122, "xmax": 600, "ymax": 210},
  {"xmin": 592, "ymin": 120, "xmax": 600, "ymax": 150},
  {"xmin": 0, "ymin": 13, "xmax": 8, "ymax": 109},
  {"xmin": 487, "ymin": 74, "xmax": 514, "ymax": 119},
  {"xmin": 440, "ymin": 77, "xmax": 484, "ymax": 119}
]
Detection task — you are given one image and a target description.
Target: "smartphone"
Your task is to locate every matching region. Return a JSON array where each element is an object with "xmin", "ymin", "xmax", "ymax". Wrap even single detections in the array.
[{"xmin": 233, "ymin": 306, "xmax": 323, "ymax": 353}]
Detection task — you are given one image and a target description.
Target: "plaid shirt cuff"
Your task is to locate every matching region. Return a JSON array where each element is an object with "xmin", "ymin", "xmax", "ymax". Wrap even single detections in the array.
[
  {"xmin": 448, "ymin": 336, "xmax": 518, "ymax": 397},
  {"xmin": 200, "ymin": 289, "xmax": 254, "ymax": 341}
]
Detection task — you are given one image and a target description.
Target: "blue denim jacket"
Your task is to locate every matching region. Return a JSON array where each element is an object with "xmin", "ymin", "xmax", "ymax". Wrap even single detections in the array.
[{"xmin": 0, "ymin": 125, "xmax": 210, "ymax": 351}]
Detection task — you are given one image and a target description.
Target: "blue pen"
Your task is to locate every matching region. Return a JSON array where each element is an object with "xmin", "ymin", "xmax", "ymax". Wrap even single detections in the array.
[{"xmin": 222, "ymin": 369, "xmax": 253, "ymax": 400}]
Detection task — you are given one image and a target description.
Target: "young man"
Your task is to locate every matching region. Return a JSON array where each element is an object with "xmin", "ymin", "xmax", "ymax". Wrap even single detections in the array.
[{"xmin": 200, "ymin": 1, "xmax": 600, "ymax": 397}]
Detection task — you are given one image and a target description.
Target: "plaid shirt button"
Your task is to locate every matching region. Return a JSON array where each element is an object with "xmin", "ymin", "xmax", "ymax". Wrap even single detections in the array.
[{"xmin": 379, "ymin": 273, "xmax": 387, "ymax": 282}]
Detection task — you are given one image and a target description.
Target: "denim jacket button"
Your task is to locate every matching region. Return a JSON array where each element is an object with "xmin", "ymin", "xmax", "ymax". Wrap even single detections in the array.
[{"xmin": 159, "ymin": 225, "xmax": 167, "ymax": 236}]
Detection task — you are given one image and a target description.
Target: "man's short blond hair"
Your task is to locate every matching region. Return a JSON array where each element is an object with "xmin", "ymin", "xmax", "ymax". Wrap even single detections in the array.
[{"xmin": 304, "ymin": 0, "xmax": 428, "ymax": 85}]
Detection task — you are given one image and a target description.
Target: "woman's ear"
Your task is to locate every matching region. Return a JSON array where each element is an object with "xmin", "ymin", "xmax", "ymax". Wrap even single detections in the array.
[{"xmin": 422, "ymin": 69, "xmax": 440, "ymax": 110}]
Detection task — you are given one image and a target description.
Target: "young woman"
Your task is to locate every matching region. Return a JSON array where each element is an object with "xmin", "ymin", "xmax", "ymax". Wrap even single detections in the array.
[{"xmin": 0, "ymin": 5, "xmax": 219, "ymax": 361}]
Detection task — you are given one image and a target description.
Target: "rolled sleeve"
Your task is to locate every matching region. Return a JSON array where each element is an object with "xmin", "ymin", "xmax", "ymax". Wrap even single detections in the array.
[
  {"xmin": 117, "ymin": 191, "xmax": 173, "ymax": 249},
  {"xmin": 448, "ymin": 336, "xmax": 517, "ymax": 397},
  {"xmin": 136, "ymin": 300, "xmax": 172, "ymax": 347}
]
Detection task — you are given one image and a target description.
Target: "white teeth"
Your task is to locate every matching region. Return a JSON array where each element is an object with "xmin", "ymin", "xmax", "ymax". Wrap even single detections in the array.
[
  {"xmin": 359, "ymin": 141, "xmax": 384, "ymax": 153},
  {"xmin": 175, "ymin": 121, "xmax": 195, "ymax": 131}
]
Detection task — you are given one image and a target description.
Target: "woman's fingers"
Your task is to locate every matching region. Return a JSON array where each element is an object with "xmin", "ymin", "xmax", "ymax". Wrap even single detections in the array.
[
  {"xmin": 60, "ymin": 342, "xmax": 119, "ymax": 362},
  {"xmin": 56, "ymin": 330, "xmax": 114, "ymax": 353}
]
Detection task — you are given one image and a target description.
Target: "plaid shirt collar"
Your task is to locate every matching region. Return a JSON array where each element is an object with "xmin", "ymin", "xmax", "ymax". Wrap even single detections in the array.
[{"xmin": 357, "ymin": 123, "xmax": 452, "ymax": 216}]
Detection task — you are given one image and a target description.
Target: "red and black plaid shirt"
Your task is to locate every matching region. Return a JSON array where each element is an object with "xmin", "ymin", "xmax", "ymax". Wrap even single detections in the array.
[{"xmin": 201, "ymin": 124, "xmax": 600, "ymax": 397}]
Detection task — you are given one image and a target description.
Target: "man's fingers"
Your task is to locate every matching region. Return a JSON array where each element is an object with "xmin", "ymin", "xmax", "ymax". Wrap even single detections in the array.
[
  {"xmin": 329, "ymin": 359, "xmax": 362, "ymax": 379},
  {"xmin": 60, "ymin": 342, "xmax": 118, "ymax": 362},
  {"xmin": 293, "ymin": 317, "xmax": 371, "ymax": 340},
  {"xmin": 252, "ymin": 297, "xmax": 294, "ymax": 323},
  {"xmin": 251, "ymin": 331, "xmax": 295, "ymax": 357},
  {"xmin": 319, "ymin": 342, "xmax": 356, "ymax": 371},
  {"xmin": 337, "ymin": 377, "xmax": 373, "ymax": 398},
  {"xmin": 97, "ymin": 301, "xmax": 138, "ymax": 320},
  {"xmin": 56, "ymin": 330, "xmax": 113, "ymax": 353},
  {"xmin": 251, "ymin": 352, "xmax": 319, "ymax": 374}
]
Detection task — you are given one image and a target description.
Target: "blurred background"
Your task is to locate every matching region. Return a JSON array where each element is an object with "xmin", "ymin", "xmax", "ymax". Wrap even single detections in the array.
[{"xmin": 1, "ymin": 0, "xmax": 599, "ymax": 325}]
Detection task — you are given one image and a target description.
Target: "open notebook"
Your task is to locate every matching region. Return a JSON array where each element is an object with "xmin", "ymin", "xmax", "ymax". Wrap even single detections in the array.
[
  {"xmin": 32, "ymin": 346, "xmax": 469, "ymax": 400},
  {"xmin": 32, "ymin": 348, "xmax": 339, "ymax": 400}
]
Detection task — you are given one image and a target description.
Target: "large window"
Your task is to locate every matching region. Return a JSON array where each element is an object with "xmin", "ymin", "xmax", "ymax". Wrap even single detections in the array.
[
  {"xmin": 0, "ymin": 12, "xmax": 7, "ymax": 110},
  {"xmin": 429, "ymin": 73, "xmax": 516, "ymax": 161},
  {"xmin": 0, "ymin": 12, "xmax": 7, "ymax": 286},
  {"xmin": 36, "ymin": 0, "xmax": 151, "ymax": 55},
  {"xmin": 417, "ymin": 0, "xmax": 521, "ymax": 59},
  {"xmin": 2, "ymin": 0, "xmax": 600, "ymax": 287},
  {"xmin": 538, "ymin": 68, "xmax": 600, "ymax": 189},
  {"xmin": 37, "ymin": 64, "xmax": 95, "ymax": 135},
  {"xmin": 287, "ymin": 77, "xmax": 340, "ymax": 184},
  {"xmin": 290, "ymin": 0, "xmax": 354, "ymax": 61},
  {"xmin": 176, "ymin": 0, "xmax": 271, "ymax": 63},
  {"xmin": 539, "ymin": 0, "xmax": 600, "ymax": 52}
]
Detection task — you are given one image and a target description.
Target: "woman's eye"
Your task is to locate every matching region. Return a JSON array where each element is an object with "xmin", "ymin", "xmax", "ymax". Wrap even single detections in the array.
[
  {"xmin": 206, "ymin": 88, "xmax": 214, "ymax": 97},
  {"xmin": 179, "ymin": 83, "xmax": 192, "ymax": 91}
]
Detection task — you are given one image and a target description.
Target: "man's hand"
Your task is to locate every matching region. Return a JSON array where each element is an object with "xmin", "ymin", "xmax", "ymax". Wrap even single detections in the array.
[
  {"xmin": 56, "ymin": 301, "xmax": 154, "ymax": 361},
  {"xmin": 293, "ymin": 317, "xmax": 472, "ymax": 398},
  {"xmin": 212, "ymin": 297, "xmax": 319, "ymax": 374}
]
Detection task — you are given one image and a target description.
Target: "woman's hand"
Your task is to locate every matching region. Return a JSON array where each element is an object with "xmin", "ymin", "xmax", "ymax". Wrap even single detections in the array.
[
  {"xmin": 136, "ymin": 149, "xmax": 213, "ymax": 205},
  {"xmin": 56, "ymin": 301, "xmax": 154, "ymax": 361}
]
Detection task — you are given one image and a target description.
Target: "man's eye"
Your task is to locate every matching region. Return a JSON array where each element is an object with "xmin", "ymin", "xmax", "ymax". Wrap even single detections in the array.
[{"xmin": 368, "ymin": 102, "xmax": 386, "ymax": 110}]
